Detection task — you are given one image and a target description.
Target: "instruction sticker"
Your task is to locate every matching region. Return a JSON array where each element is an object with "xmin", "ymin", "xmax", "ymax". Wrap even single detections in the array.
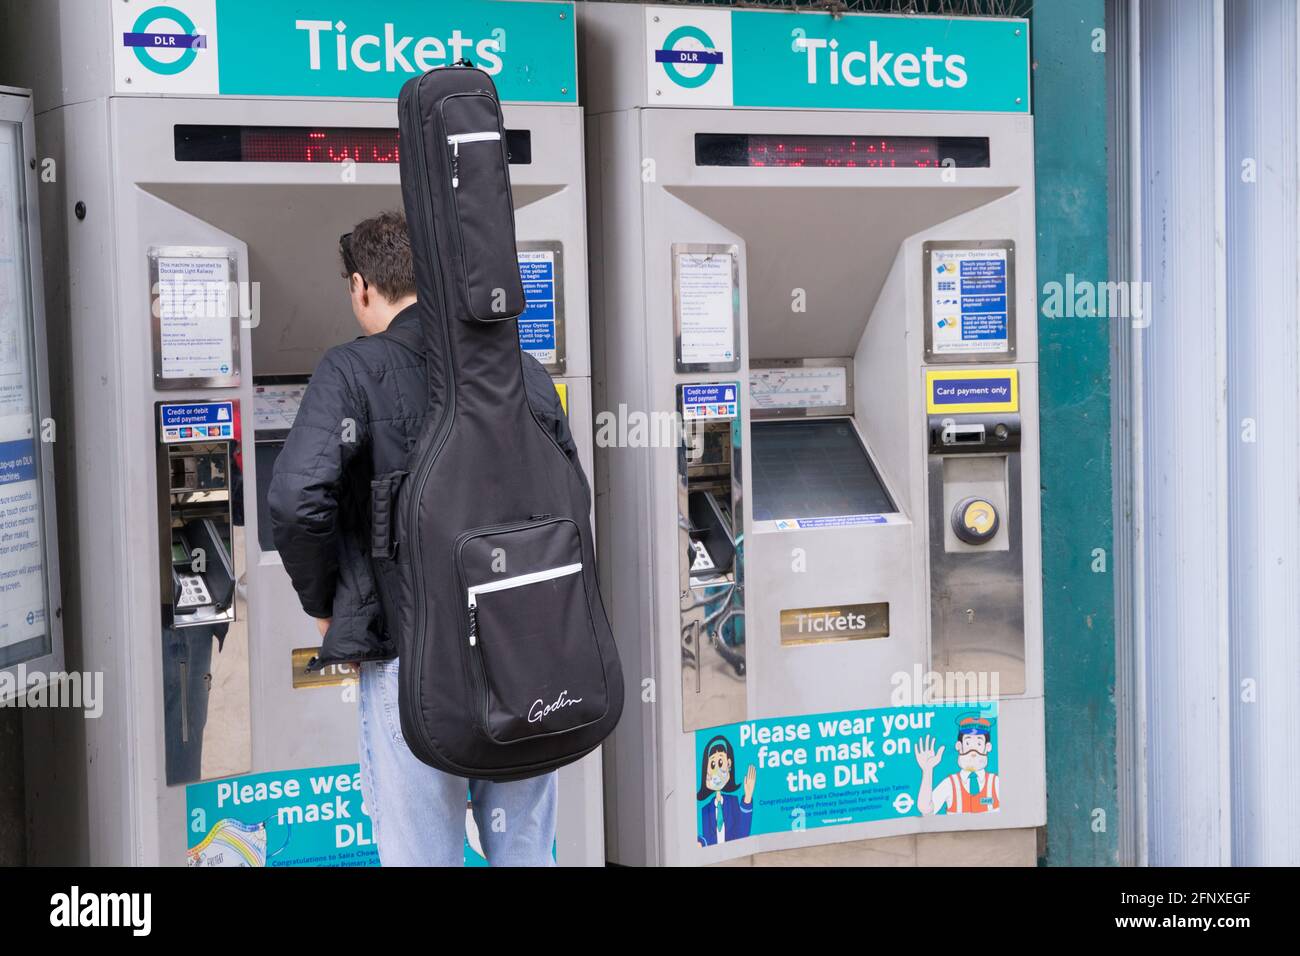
[
  {"xmin": 517, "ymin": 248, "xmax": 559, "ymax": 368},
  {"xmin": 774, "ymin": 514, "xmax": 889, "ymax": 530},
  {"xmin": 155, "ymin": 254, "xmax": 235, "ymax": 379},
  {"xmin": 675, "ymin": 249, "xmax": 738, "ymax": 369},
  {"xmin": 928, "ymin": 245, "xmax": 1012, "ymax": 356},
  {"xmin": 925, "ymin": 369, "xmax": 1018, "ymax": 415}
]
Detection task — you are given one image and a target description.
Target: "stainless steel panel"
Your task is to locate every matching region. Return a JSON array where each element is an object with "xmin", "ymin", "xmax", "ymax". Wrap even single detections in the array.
[
  {"xmin": 927, "ymin": 451, "xmax": 1025, "ymax": 695},
  {"xmin": 679, "ymin": 391, "xmax": 747, "ymax": 731},
  {"xmin": 156, "ymin": 409, "xmax": 250, "ymax": 785}
]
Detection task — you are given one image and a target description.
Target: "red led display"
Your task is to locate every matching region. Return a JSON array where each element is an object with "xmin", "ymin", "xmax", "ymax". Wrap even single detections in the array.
[
  {"xmin": 240, "ymin": 127, "xmax": 402, "ymax": 164},
  {"xmin": 747, "ymin": 135, "xmax": 942, "ymax": 168},
  {"xmin": 175, "ymin": 125, "xmax": 532, "ymax": 165},
  {"xmin": 695, "ymin": 133, "xmax": 990, "ymax": 170}
]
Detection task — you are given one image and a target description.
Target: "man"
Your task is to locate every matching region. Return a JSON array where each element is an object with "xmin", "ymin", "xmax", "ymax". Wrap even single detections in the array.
[
  {"xmin": 914, "ymin": 713, "xmax": 1001, "ymax": 815},
  {"xmin": 268, "ymin": 211, "xmax": 576, "ymax": 865}
]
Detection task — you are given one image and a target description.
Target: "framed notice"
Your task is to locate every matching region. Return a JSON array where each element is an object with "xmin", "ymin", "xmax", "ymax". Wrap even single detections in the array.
[
  {"xmin": 923, "ymin": 240, "xmax": 1016, "ymax": 363},
  {"xmin": 0, "ymin": 92, "xmax": 62, "ymax": 690},
  {"xmin": 149, "ymin": 245, "xmax": 241, "ymax": 388},
  {"xmin": 673, "ymin": 243, "xmax": 740, "ymax": 373},
  {"xmin": 516, "ymin": 241, "xmax": 566, "ymax": 374}
]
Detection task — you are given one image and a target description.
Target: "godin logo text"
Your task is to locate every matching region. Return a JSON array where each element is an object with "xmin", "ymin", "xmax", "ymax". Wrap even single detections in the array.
[{"xmin": 528, "ymin": 689, "xmax": 584, "ymax": 724}]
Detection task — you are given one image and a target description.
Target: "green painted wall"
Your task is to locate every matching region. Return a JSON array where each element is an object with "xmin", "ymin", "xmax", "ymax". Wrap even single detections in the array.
[{"xmin": 1030, "ymin": 0, "xmax": 1118, "ymax": 866}]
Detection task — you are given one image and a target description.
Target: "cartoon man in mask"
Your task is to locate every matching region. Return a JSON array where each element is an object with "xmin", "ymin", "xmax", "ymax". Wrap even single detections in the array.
[
  {"xmin": 914, "ymin": 713, "xmax": 1000, "ymax": 815},
  {"xmin": 697, "ymin": 734, "xmax": 756, "ymax": 846}
]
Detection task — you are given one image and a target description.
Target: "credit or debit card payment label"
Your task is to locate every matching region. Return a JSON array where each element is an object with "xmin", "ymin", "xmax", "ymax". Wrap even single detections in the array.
[
  {"xmin": 925, "ymin": 369, "xmax": 1018, "ymax": 415},
  {"xmin": 682, "ymin": 383, "xmax": 739, "ymax": 420},
  {"xmin": 160, "ymin": 401, "xmax": 235, "ymax": 444}
]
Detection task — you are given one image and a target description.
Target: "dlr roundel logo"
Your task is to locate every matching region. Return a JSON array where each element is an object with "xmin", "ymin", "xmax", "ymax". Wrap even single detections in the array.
[
  {"xmin": 125, "ymin": 4, "xmax": 208, "ymax": 76},
  {"xmin": 655, "ymin": 25, "xmax": 725, "ymax": 89}
]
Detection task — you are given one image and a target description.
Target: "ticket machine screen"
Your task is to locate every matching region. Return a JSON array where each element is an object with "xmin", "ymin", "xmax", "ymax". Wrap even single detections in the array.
[{"xmin": 751, "ymin": 419, "xmax": 894, "ymax": 521}]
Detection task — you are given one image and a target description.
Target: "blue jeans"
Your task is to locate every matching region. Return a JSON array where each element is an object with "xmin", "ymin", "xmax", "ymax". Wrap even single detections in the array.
[{"xmin": 358, "ymin": 657, "xmax": 557, "ymax": 866}]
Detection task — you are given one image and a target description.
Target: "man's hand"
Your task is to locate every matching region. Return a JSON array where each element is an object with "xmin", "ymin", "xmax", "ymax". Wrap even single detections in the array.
[
  {"xmin": 314, "ymin": 616, "xmax": 331, "ymax": 639},
  {"xmin": 915, "ymin": 735, "xmax": 943, "ymax": 817},
  {"xmin": 915, "ymin": 735, "xmax": 944, "ymax": 771}
]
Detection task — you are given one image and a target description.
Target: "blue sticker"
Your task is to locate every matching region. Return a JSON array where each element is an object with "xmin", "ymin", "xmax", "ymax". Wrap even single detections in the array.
[
  {"xmin": 160, "ymin": 402, "xmax": 235, "ymax": 444},
  {"xmin": 793, "ymin": 514, "xmax": 888, "ymax": 529},
  {"xmin": 517, "ymin": 251, "xmax": 558, "ymax": 364},
  {"xmin": 682, "ymin": 383, "xmax": 739, "ymax": 420}
]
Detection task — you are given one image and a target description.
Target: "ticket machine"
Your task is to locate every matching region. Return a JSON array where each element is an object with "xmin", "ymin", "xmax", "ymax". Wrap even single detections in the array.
[
  {"xmin": 581, "ymin": 3, "xmax": 1045, "ymax": 865},
  {"xmin": 8, "ymin": 0, "xmax": 603, "ymax": 865}
]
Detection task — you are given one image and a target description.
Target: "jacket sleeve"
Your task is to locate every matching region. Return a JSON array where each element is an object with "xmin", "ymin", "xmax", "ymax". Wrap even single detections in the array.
[
  {"xmin": 267, "ymin": 350, "xmax": 368, "ymax": 618},
  {"xmin": 522, "ymin": 353, "xmax": 589, "ymax": 505}
]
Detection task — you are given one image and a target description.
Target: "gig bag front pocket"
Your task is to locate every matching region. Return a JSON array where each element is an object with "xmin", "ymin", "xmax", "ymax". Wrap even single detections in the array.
[
  {"xmin": 456, "ymin": 518, "xmax": 609, "ymax": 744},
  {"xmin": 440, "ymin": 92, "xmax": 524, "ymax": 322}
]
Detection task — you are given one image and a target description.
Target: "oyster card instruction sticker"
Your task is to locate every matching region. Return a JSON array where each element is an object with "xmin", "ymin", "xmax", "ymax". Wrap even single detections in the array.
[{"xmin": 926, "ymin": 243, "xmax": 1013, "ymax": 357}]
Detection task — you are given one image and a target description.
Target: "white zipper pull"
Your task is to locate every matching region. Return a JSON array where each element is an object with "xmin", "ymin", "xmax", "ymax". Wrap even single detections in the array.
[{"xmin": 452, "ymin": 138, "xmax": 460, "ymax": 189}]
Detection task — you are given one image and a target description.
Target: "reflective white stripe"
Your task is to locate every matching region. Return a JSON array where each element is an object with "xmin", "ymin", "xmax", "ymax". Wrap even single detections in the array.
[
  {"xmin": 447, "ymin": 132, "xmax": 501, "ymax": 188},
  {"xmin": 447, "ymin": 131, "xmax": 501, "ymax": 149},
  {"xmin": 467, "ymin": 563, "xmax": 582, "ymax": 608}
]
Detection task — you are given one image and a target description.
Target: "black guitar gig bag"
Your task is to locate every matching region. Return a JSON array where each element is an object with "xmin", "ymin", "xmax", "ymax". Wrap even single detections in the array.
[{"xmin": 387, "ymin": 64, "xmax": 623, "ymax": 780}]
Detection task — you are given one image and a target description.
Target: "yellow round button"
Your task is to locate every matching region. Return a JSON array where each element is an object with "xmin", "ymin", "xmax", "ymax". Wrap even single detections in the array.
[{"xmin": 952, "ymin": 497, "xmax": 999, "ymax": 544}]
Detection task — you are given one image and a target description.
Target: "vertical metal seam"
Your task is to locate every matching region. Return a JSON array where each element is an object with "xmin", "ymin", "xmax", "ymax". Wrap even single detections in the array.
[
  {"xmin": 1128, "ymin": 0, "xmax": 1149, "ymax": 868},
  {"xmin": 1212, "ymin": 0, "xmax": 1232, "ymax": 867}
]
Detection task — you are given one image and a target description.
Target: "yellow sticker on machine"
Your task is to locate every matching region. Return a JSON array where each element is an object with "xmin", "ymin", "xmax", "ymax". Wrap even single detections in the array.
[
  {"xmin": 291, "ymin": 647, "xmax": 357, "ymax": 689},
  {"xmin": 925, "ymin": 368, "xmax": 1019, "ymax": 414}
]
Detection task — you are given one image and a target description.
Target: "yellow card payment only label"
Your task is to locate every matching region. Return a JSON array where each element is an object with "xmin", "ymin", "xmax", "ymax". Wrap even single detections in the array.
[{"xmin": 925, "ymin": 369, "xmax": 1018, "ymax": 414}]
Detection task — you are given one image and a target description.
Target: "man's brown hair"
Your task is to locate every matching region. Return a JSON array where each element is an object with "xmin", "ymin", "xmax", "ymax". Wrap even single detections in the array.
[{"xmin": 340, "ymin": 210, "xmax": 417, "ymax": 302}]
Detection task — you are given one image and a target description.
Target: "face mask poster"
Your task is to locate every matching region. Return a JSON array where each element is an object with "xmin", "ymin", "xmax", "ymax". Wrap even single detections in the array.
[{"xmin": 694, "ymin": 702, "xmax": 1000, "ymax": 847}]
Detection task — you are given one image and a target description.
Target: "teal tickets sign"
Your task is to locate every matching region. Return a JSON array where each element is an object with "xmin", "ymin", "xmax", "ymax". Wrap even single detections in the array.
[
  {"xmin": 694, "ymin": 702, "xmax": 1000, "ymax": 847},
  {"xmin": 647, "ymin": 6, "xmax": 1029, "ymax": 112},
  {"xmin": 111, "ymin": 0, "xmax": 576, "ymax": 102}
]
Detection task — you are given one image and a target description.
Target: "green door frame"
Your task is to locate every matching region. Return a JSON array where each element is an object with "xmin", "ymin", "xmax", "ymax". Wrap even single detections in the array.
[{"xmin": 1030, "ymin": 0, "xmax": 1119, "ymax": 866}]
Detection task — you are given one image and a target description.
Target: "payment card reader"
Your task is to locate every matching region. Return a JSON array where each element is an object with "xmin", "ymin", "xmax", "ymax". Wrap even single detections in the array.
[{"xmin": 157, "ymin": 402, "xmax": 237, "ymax": 630}]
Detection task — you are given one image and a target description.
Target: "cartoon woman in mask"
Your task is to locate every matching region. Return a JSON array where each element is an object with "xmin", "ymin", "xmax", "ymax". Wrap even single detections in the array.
[{"xmin": 697, "ymin": 734, "xmax": 756, "ymax": 847}]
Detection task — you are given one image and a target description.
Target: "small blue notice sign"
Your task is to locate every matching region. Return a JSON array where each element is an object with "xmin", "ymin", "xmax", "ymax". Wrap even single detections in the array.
[
  {"xmin": 517, "ymin": 249, "xmax": 559, "ymax": 367},
  {"xmin": 160, "ymin": 401, "xmax": 235, "ymax": 444},
  {"xmin": 682, "ymin": 383, "xmax": 739, "ymax": 421},
  {"xmin": 930, "ymin": 245, "xmax": 1013, "ymax": 355}
]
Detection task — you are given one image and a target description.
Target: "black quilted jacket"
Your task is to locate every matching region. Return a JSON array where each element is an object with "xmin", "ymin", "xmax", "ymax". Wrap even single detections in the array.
[{"xmin": 267, "ymin": 305, "xmax": 581, "ymax": 668}]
